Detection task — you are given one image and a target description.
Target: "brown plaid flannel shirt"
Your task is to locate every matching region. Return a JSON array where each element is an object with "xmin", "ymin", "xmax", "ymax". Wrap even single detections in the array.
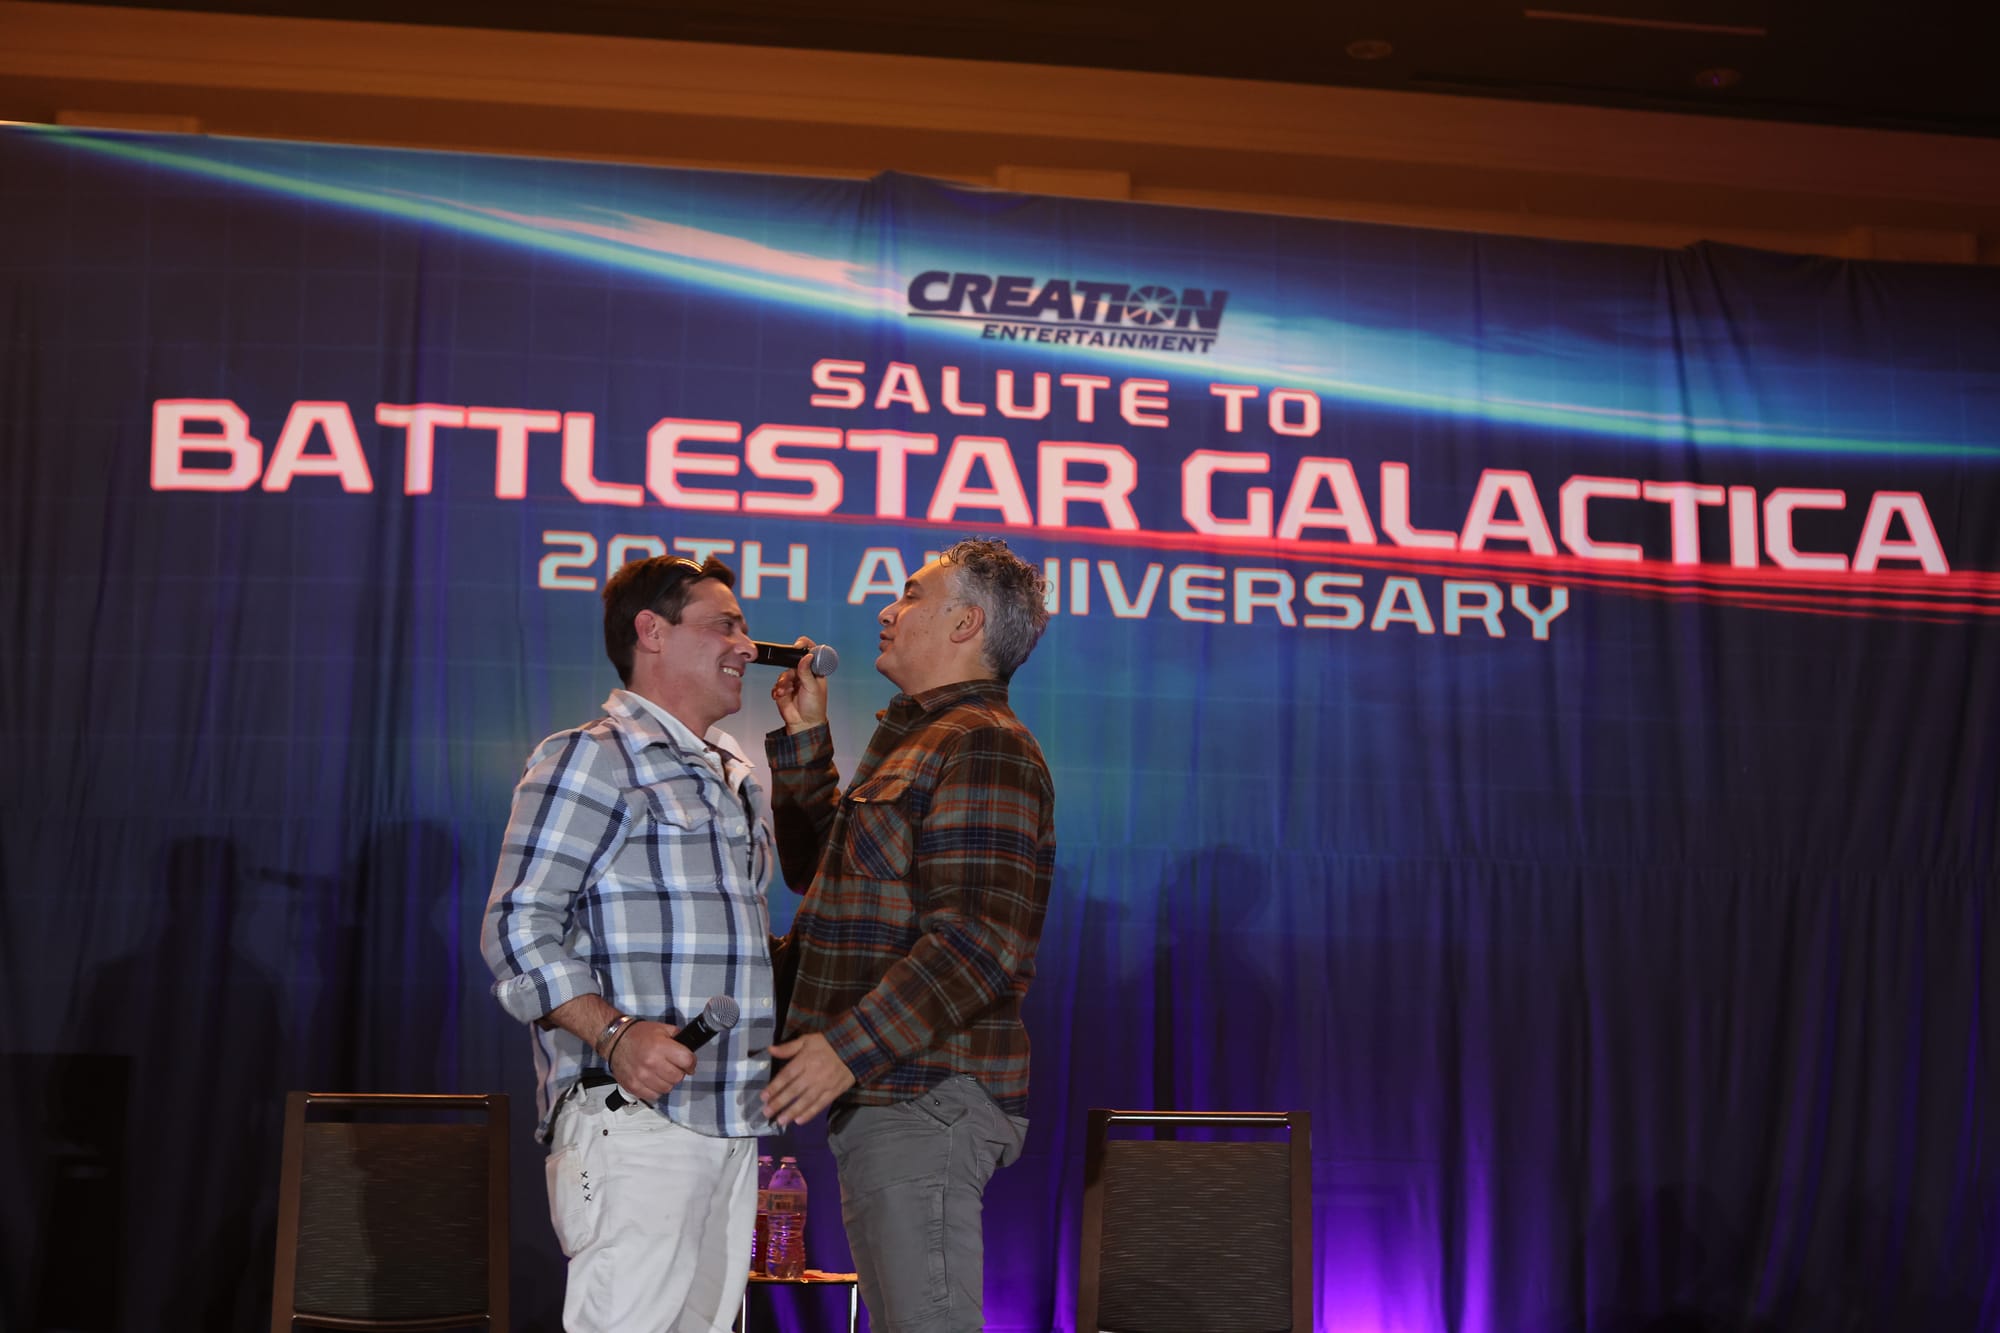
[{"xmin": 766, "ymin": 679, "xmax": 1055, "ymax": 1113}]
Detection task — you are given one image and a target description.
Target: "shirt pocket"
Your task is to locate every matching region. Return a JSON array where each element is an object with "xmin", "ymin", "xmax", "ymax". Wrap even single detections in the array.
[
  {"xmin": 843, "ymin": 770, "xmax": 916, "ymax": 880},
  {"xmin": 621, "ymin": 773, "xmax": 725, "ymax": 885}
]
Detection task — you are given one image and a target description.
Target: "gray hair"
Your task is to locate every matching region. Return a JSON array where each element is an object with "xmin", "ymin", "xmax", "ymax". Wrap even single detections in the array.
[{"xmin": 939, "ymin": 537, "xmax": 1050, "ymax": 679}]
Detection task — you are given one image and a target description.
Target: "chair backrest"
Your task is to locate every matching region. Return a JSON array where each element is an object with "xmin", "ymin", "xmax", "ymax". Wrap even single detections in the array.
[
  {"xmin": 1078, "ymin": 1109, "xmax": 1311, "ymax": 1333},
  {"xmin": 270, "ymin": 1091, "xmax": 509, "ymax": 1332}
]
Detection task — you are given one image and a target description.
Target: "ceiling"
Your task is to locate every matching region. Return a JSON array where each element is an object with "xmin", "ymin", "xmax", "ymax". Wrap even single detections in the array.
[{"xmin": 50, "ymin": 0, "xmax": 2000, "ymax": 139}]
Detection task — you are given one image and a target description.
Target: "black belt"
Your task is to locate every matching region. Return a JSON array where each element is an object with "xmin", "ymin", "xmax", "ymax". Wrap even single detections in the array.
[{"xmin": 576, "ymin": 1069, "xmax": 635, "ymax": 1110}]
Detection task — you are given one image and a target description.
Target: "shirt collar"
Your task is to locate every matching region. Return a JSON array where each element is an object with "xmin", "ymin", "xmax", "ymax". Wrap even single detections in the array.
[
  {"xmin": 603, "ymin": 689, "xmax": 753, "ymax": 774},
  {"xmin": 884, "ymin": 677, "xmax": 1010, "ymax": 720}
]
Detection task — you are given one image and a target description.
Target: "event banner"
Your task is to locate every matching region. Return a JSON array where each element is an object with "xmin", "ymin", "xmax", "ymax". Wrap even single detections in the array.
[{"xmin": 2, "ymin": 125, "xmax": 1995, "ymax": 1332}]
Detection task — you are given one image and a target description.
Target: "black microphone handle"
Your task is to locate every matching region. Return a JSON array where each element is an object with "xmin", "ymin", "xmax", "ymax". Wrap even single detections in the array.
[
  {"xmin": 751, "ymin": 641, "xmax": 839, "ymax": 675},
  {"xmin": 675, "ymin": 994, "xmax": 741, "ymax": 1052},
  {"xmin": 674, "ymin": 1012, "xmax": 724, "ymax": 1052}
]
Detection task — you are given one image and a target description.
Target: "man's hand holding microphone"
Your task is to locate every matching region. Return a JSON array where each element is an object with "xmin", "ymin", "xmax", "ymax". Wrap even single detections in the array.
[{"xmin": 768, "ymin": 636, "xmax": 832, "ymax": 735}]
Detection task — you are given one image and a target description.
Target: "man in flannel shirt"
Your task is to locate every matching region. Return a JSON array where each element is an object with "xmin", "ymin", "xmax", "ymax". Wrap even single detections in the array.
[
  {"xmin": 482, "ymin": 554, "xmax": 778, "ymax": 1333},
  {"xmin": 762, "ymin": 537, "xmax": 1056, "ymax": 1333}
]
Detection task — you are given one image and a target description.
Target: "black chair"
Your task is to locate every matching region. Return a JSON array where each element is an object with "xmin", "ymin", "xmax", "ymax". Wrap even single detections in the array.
[
  {"xmin": 270, "ymin": 1092, "xmax": 510, "ymax": 1332},
  {"xmin": 1078, "ymin": 1109, "xmax": 1312, "ymax": 1333}
]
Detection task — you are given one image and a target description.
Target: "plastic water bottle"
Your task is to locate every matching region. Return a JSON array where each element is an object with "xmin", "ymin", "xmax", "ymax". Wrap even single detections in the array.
[
  {"xmin": 753, "ymin": 1155, "xmax": 774, "ymax": 1274},
  {"xmin": 763, "ymin": 1156, "xmax": 808, "ymax": 1278}
]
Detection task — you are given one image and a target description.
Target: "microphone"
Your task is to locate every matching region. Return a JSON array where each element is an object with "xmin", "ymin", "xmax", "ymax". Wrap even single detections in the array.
[
  {"xmin": 604, "ymin": 996, "xmax": 740, "ymax": 1110},
  {"xmin": 752, "ymin": 641, "xmax": 840, "ymax": 676},
  {"xmin": 673, "ymin": 994, "xmax": 741, "ymax": 1052}
]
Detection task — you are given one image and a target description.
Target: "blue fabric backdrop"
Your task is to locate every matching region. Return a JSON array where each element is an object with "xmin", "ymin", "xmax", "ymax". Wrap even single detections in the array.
[{"xmin": 2, "ymin": 126, "xmax": 1996, "ymax": 1332}]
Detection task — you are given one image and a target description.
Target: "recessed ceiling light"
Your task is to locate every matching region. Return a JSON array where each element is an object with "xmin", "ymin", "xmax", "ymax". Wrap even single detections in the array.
[{"xmin": 1346, "ymin": 38, "xmax": 1394, "ymax": 61}]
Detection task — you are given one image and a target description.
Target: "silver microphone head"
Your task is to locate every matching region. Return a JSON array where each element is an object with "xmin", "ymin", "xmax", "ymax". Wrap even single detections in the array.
[
  {"xmin": 808, "ymin": 644, "xmax": 840, "ymax": 677},
  {"xmin": 703, "ymin": 994, "xmax": 741, "ymax": 1031}
]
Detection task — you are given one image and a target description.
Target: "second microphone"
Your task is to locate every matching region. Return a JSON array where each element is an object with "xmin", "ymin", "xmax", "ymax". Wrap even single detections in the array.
[{"xmin": 605, "ymin": 995, "xmax": 740, "ymax": 1110}]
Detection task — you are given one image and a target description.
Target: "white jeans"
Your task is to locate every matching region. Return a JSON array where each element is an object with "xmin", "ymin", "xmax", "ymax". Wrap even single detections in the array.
[{"xmin": 546, "ymin": 1083, "xmax": 758, "ymax": 1333}]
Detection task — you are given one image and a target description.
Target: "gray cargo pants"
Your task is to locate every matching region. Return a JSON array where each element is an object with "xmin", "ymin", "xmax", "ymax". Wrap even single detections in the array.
[{"xmin": 827, "ymin": 1075, "xmax": 1030, "ymax": 1333}]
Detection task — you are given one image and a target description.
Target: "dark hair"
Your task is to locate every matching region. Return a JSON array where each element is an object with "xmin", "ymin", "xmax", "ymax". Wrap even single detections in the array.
[
  {"xmin": 939, "ymin": 537, "xmax": 1050, "ymax": 679},
  {"xmin": 602, "ymin": 554, "xmax": 736, "ymax": 685}
]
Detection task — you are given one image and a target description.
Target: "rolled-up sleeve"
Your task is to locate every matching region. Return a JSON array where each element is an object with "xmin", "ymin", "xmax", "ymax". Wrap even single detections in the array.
[{"xmin": 481, "ymin": 731, "xmax": 628, "ymax": 1023}]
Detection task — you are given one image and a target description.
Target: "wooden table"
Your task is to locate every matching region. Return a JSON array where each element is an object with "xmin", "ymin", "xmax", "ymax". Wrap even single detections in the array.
[{"xmin": 737, "ymin": 1269, "xmax": 861, "ymax": 1333}]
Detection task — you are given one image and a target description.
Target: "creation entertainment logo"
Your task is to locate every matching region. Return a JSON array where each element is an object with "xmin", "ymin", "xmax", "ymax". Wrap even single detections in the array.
[{"xmin": 906, "ymin": 270, "xmax": 1229, "ymax": 354}]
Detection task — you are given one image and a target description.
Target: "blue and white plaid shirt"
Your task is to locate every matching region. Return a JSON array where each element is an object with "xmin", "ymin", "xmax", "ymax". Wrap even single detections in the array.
[{"xmin": 483, "ymin": 689, "xmax": 777, "ymax": 1142}]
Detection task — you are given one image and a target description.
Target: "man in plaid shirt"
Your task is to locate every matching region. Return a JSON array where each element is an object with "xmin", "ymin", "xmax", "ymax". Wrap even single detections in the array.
[
  {"xmin": 482, "ymin": 554, "xmax": 777, "ymax": 1333},
  {"xmin": 763, "ymin": 537, "xmax": 1055, "ymax": 1333}
]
